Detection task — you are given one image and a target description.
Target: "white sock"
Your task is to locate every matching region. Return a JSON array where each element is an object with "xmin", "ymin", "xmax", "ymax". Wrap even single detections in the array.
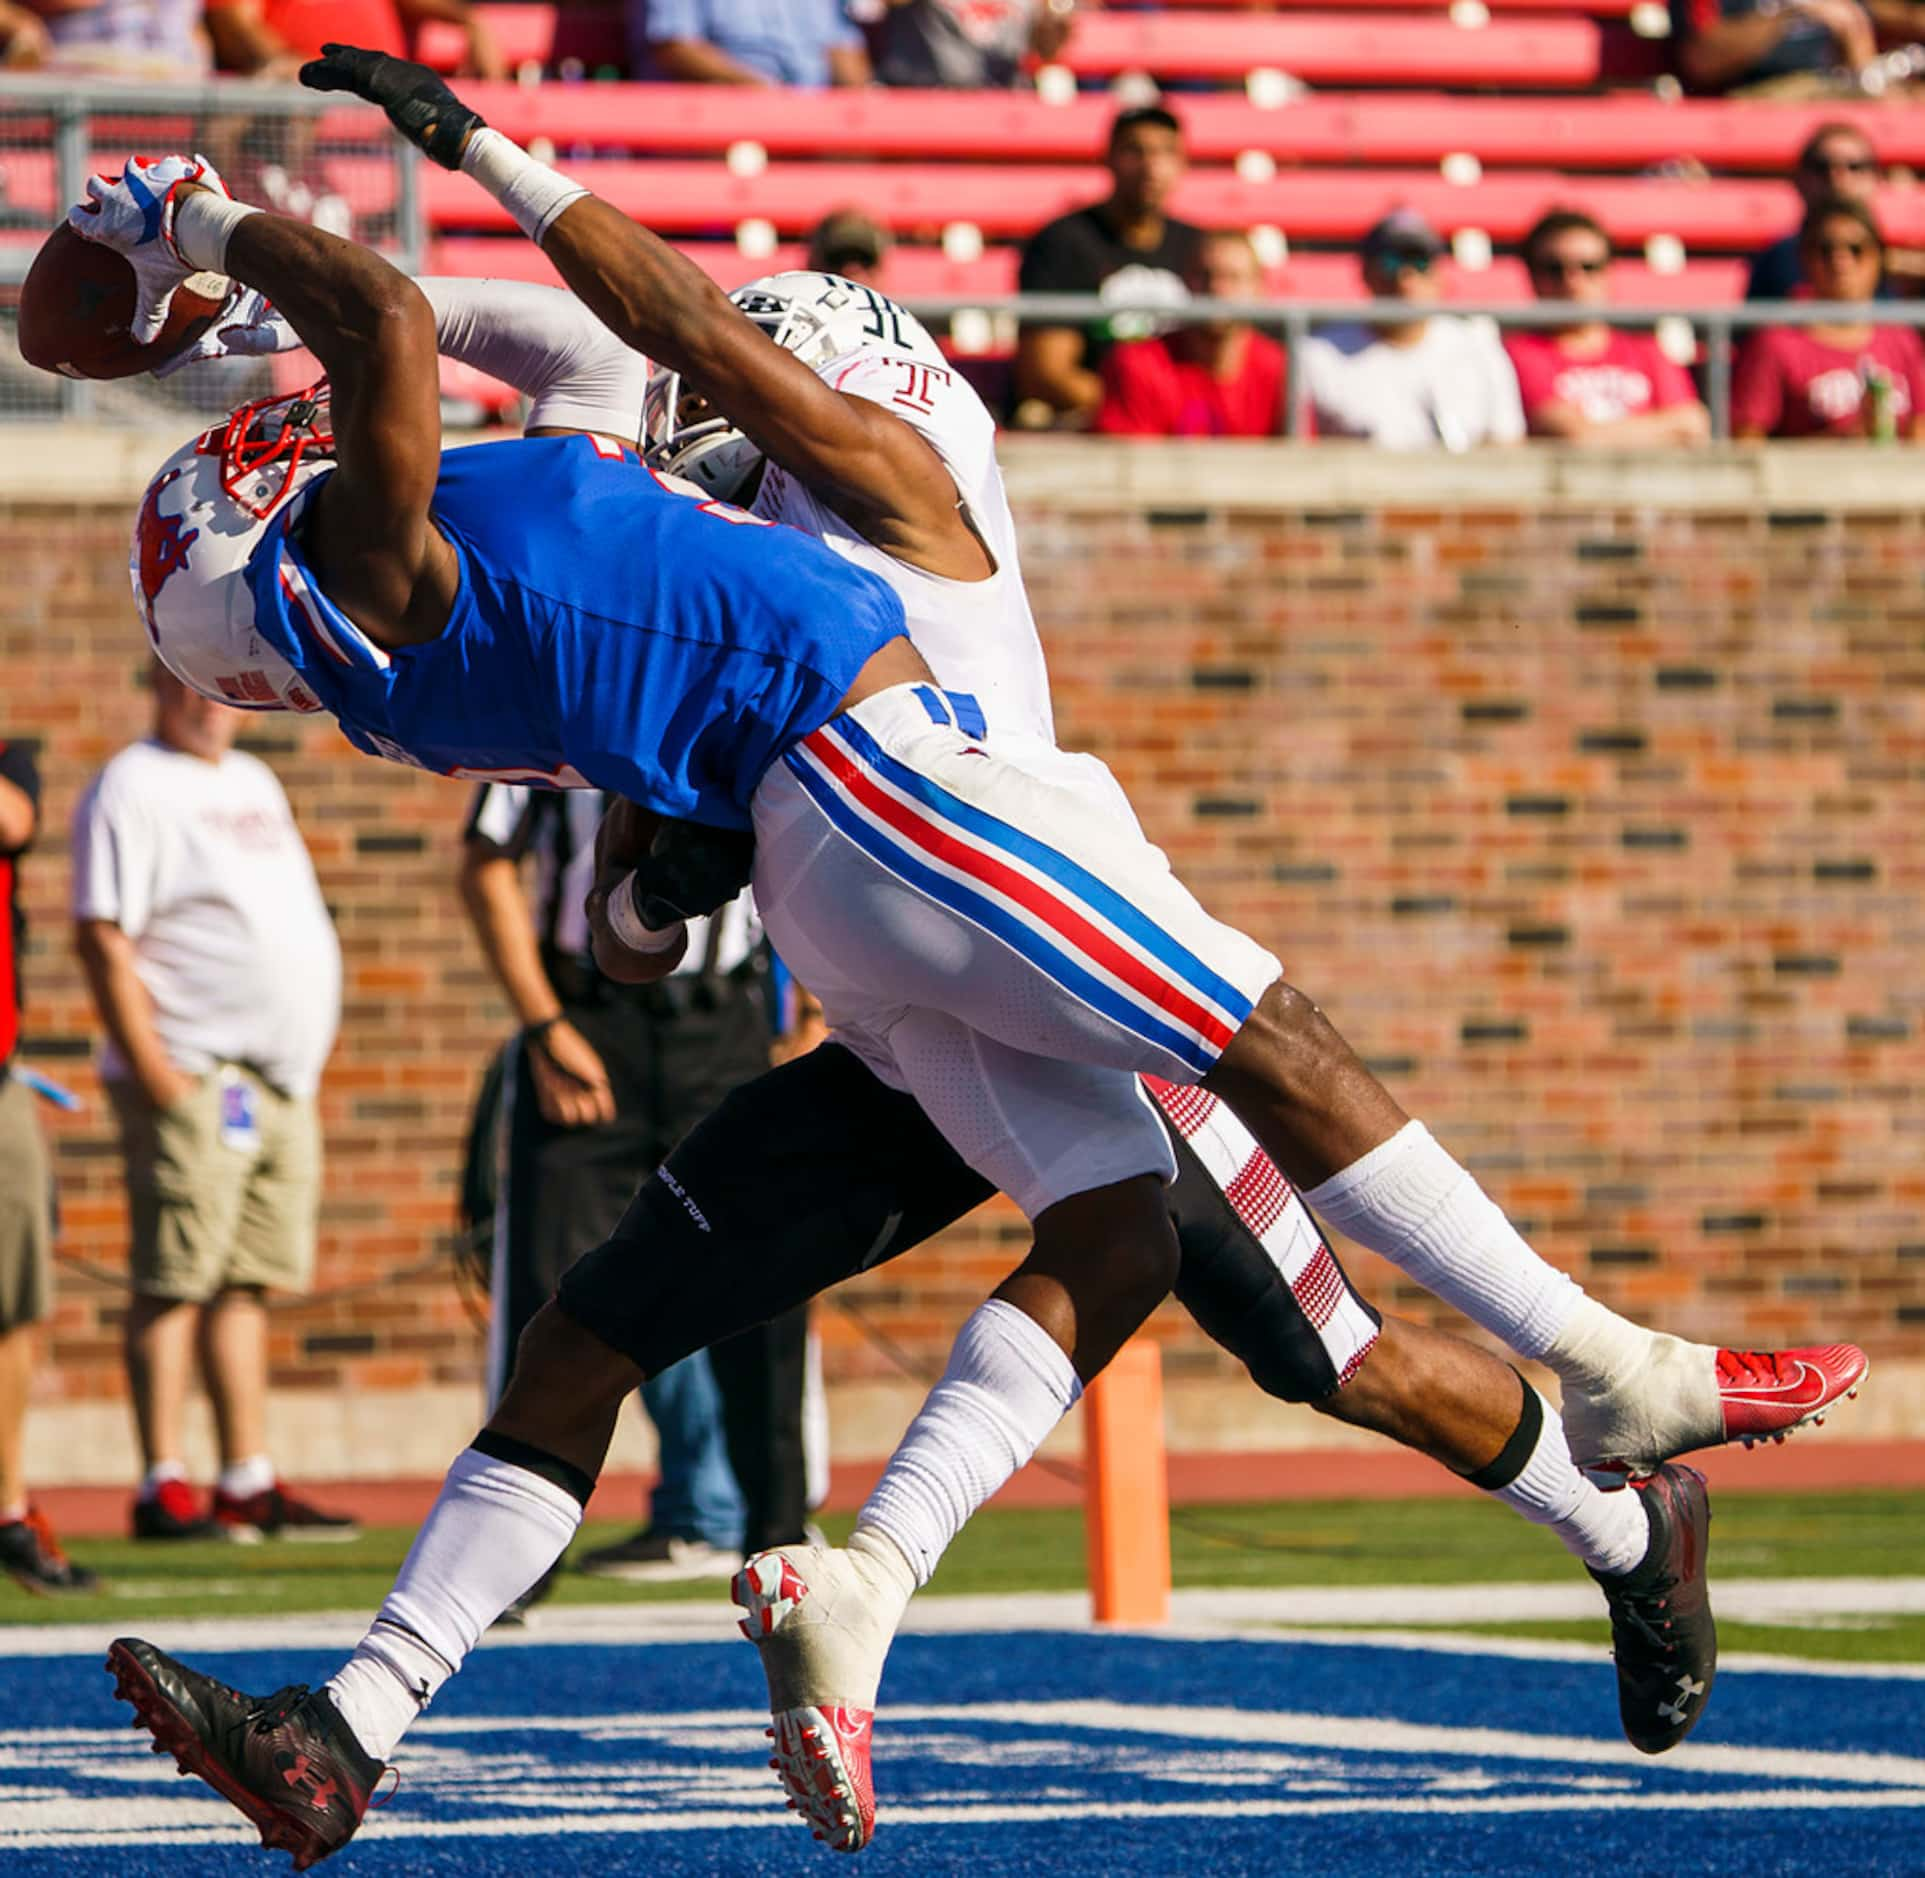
[
  {"xmin": 1305, "ymin": 1122, "xmax": 1585, "ymax": 1362},
  {"xmin": 857, "ymin": 1299, "xmax": 1082, "ymax": 1588},
  {"xmin": 1486, "ymin": 1388, "xmax": 1651, "ymax": 1576},
  {"xmin": 323, "ymin": 1447, "xmax": 584, "ymax": 1761},
  {"xmin": 217, "ymin": 1454, "xmax": 275, "ymax": 1499},
  {"xmin": 139, "ymin": 1460, "xmax": 186, "ymax": 1500}
]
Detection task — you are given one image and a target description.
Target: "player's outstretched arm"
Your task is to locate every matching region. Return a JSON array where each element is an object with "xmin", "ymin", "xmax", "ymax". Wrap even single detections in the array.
[
  {"xmin": 299, "ymin": 47, "xmax": 983, "ymax": 579},
  {"xmin": 198, "ymin": 199, "xmax": 455, "ymax": 639},
  {"xmin": 68, "ymin": 156, "xmax": 451, "ymax": 643}
]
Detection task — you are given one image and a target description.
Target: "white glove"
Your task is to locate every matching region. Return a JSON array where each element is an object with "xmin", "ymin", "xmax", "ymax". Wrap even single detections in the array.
[
  {"xmin": 66, "ymin": 153, "xmax": 232, "ymax": 346},
  {"xmin": 151, "ymin": 286, "xmax": 300, "ymax": 379}
]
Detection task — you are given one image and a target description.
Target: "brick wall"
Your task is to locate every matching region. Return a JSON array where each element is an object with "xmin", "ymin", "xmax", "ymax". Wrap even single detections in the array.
[{"xmin": 5, "ymin": 438, "xmax": 1922, "ymax": 1477}]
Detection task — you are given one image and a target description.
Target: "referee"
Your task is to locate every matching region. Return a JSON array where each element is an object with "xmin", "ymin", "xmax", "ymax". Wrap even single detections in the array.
[{"xmin": 460, "ymin": 784, "xmax": 811, "ymax": 1583}]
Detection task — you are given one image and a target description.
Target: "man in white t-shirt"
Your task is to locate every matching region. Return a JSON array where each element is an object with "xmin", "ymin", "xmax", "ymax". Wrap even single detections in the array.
[
  {"xmin": 72, "ymin": 665, "xmax": 350, "ymax": 1543},
  {"xmin": 1302, "ymin": 209, "xmax": 1526, "ymax": 451}
]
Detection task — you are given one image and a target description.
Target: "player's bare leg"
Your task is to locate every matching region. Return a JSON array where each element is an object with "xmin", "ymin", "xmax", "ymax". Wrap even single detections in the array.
[{"xmin": 1203, "ymin": 979, "xmax": 1867, "ymax": 1475}]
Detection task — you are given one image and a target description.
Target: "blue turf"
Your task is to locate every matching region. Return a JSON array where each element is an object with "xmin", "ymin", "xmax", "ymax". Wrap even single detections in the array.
[{"xmin": 5, "ymin": 1629, "xmax": 1923, "ymax": 1876}]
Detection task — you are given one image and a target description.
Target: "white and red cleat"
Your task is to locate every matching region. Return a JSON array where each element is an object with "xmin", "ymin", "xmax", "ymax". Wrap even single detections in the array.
[
  {"xmin": 1564, "ymin": 1332, "xmax": 1869, "ymax": 1482},
  {"xmin": 768, "ymin": 1705, "xmax": 876, "ymax": 1853},
  {"xmin": 732, "ymin": 1539, "xmax": 912, "ymax": 1855},
  {"xmin": 1716, "ymin": 1344, "xmax": 1869, "ymax": 1448}
]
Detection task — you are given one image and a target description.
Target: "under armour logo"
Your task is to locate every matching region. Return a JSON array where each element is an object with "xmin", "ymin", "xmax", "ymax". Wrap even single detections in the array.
[{"xmin": 1657, "ymin": 1672, "xmax": 1706, "ymax": 1723}]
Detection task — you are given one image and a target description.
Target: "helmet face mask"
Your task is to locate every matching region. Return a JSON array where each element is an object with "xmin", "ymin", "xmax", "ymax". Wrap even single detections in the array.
[
  {"xmin": 644, "ymin": 270, "xmax": 947, "ymax": 500},
  {"xmin": 131, "ymin": 384, "xmax": 338, "ymax": 714}
]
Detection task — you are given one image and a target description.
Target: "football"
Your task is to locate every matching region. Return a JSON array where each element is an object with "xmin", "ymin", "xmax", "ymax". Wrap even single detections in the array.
[{"xmin": 17, "ymin": 220, "xmax": 228, "ymax": 380}]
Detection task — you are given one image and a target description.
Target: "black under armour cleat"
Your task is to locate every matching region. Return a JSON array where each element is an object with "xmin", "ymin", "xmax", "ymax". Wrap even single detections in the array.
[
  {"xmin": 107, "ymin": 1637, "xmax": 384, "ymax": 1869},
  {"xmin": 1588, "ymin": 1463, "xmax": 1717, "ymax": 1755}
]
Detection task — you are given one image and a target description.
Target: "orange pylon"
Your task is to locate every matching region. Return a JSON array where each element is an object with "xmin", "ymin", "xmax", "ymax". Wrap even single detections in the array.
[{"xmin": 1083, "ymin": 1338, "xmax": 1171, "ymax": 1626}]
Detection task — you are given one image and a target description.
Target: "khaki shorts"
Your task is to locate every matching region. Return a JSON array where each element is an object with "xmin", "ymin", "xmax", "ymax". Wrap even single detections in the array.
[
  {"xmin": 109, "ymin": 1068, "xmax": 320, "ymax": 1303},
  {"xmin": 0, "ymin": 1073, "xmax": 52, "ymax": 1332}
]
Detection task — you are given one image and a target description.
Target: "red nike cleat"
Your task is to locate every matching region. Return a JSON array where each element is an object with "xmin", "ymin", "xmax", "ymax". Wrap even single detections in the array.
[{"xmin": 1717, "ymin": 1344, "xmax": 1869, "ymax": 1448}]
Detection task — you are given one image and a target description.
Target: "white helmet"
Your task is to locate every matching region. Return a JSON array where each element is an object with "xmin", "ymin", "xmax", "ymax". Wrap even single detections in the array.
[
  {"xmin": 644, "ymin": 271, "xmax": 949, "ymax": 501},
  {"xmin": 131, "ymin": 385, "xmax": 336, "ymax": 713}
]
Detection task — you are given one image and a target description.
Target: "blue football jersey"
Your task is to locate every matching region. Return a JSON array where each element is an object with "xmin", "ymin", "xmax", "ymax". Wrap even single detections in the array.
[{"xmin": 245, "ymin": 435, "xmax": 907, "ymax": 828}]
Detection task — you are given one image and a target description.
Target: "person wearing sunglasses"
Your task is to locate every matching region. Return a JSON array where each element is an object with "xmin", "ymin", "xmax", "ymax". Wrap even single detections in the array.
[
  {"xmin": 1505, "ymin": 209, "xmax": 1709, "ymax": 446},
  {"xmin": 1732, "ymin": 196, "xmax": 1925, "ymax": 438},
  {"xmin": 1746, "ymin": 123, "xmax": 1911, "ymax": 302},
  {"xmin": 1300, "ymin": 208, "xmax": 1524, "ymax": 450}
]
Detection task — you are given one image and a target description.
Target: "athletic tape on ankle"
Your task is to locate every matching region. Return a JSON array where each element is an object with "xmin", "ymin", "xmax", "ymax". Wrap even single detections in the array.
[
  {"xmin": 606, "ymin": 873, "xmax": 686, "ymax": 955},
  {"xmin": 1465, "ymin": 1368, "xmax": 1546, "ymax": 1492},
  {"xmin": 460, "ymin": 127, "xmax": 589, "ymax": 244},
  {"xmin": 170, "ymin": 191, "xmax": 258, "ymax": 274}
]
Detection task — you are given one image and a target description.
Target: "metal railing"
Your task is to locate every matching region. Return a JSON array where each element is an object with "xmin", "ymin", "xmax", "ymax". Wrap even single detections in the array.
[
  {"xmin": 896, "ymin": 293, "xmax": 1925, "ymax": 441},
  {"xmin": 0, "ymin": 75, "xmax": 419, "ymax": 420}
]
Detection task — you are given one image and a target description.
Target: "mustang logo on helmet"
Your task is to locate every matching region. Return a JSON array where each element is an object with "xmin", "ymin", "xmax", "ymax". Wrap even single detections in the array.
[
  {"xmin": 129, "ymin": 386, "xmax": 340, "ymax": 712},
  {"xmin": 133, "ymin": 467, "xmax": 200, "ymax": 641}
]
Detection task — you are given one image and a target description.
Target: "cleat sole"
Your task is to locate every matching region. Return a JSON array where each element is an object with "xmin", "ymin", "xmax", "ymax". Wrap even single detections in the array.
[{"xmin": 106, "ymin": 1643, "xmax": 334, "ymax": 1872}]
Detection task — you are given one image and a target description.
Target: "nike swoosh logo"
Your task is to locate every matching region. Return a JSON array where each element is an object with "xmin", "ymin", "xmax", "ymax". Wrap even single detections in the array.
[{"xmin": 1721, "ymin": 1360, "xmax": 1827, "ymax": 1407}]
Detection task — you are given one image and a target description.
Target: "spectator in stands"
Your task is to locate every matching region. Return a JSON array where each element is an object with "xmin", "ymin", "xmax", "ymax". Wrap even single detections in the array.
[
  {"xmin": 14, "ymin": 0, "xmax": 204, "ymax": 76},
  {"xmin": 72, "ymin": 667, "xmax": 355, "ymax": 1543},
  {"xmin": 1506, "ymin": 209, "xmax": 1710, "ymax": 446},
  {"xmin": 0, "ymin": 0, "xmax": 49, "ymax": 64},
  {"xmin": 207, "ymin": 0, "xmax": 504, "ymax": 79},
  {"xmin": 1732, "ymin": 196, "xmax": 1925, "ymax": 437},
  {"xmin": 1747, "ymin": 123, "xmax": 1916, "ymax": 299},
  {"xmin": 1014, "ymin": 103, "xmax": 1200, "ymax": 429},
  {"xmin": 632, "ymin": 0, "xmax": 871, "ymax": 85},
  {"xmin": 1670, "ymin": 0, "xmax": 1883, "ymax": 97},
  {"xmin": 1096, "ymin": 228, "xmax": 1291, "ymax": 438},
  {"xmin": 874, "ymin": 0, "xmax": 1081, "ymax": 88},
  {"xmin": 808, "ymin": 207, "xmax": 893, "ymax": 287},
  {"xmin": 1301, "ymin": 209, "xmax": 1525, "ymax": 451},
  {"xmin": 0, "ymin": 734, "xmax": 95, "ymax": 1594}
]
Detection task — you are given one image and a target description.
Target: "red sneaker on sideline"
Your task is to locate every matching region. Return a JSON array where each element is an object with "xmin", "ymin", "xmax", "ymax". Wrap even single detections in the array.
[{"xmin": 213, "ymin": 1483, "xmax": 360, "ymax": 1544}]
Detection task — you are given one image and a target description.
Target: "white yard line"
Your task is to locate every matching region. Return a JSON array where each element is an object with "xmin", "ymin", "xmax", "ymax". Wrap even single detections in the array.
[{"xmin": 2, "ymin": 1579, "xmax": 1924, "ymax": 1669}]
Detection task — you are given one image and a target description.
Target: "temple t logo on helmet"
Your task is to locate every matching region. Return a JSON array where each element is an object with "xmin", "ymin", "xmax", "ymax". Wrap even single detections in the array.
[
  {"xmin": 129, "ymin": 384, "xmax": 338, "ymax": 713},
  {"xmin": 644, "ymin": 271, "xmax": 948, "ymax": 502}
]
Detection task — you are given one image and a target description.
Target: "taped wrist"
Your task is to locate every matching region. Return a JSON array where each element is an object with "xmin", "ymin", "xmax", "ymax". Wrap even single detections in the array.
[
  {"xmin": 169, "ymin": 190, "xmax": 259, "ymax": 275},
  {"xmin": 460, "ymin": 127, "xmax": 590, "ymax": 245},
  {"xmin": 607, "ymin": 873, "xmax": 687, "ymax": 955}
]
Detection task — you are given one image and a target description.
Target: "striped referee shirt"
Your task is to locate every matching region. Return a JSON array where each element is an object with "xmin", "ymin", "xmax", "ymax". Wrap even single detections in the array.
[{"xmin": 463, "ymin": 784, "xmax": 759, "ymax": 980}]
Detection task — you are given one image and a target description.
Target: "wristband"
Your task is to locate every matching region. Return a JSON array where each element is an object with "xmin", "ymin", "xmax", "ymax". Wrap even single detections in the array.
[
  {"xmin": 460, "ymin": 127, "xmax": 590, "ymax": 245},
  {"xmin": 606, "ymin": 872, "xmax": 687, "ymax": 955},
  {"xmin": 170, "ymin": 190, "xmax": 260, "ymax": 275}
]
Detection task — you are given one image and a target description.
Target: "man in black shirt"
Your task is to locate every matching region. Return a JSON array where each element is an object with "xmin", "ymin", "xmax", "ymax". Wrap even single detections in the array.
[
  {"xmin": 0, "ymin": 737, "xmax": 95, "ymax": 1593},
  {"xmin": 1013, "ymin": 103, "xmax": 1202, "ymax": 429}
]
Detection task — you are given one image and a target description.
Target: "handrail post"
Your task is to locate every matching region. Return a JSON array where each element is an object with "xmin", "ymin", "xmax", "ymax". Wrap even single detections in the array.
[
  {"xmin": 1706, "ymin": 313, "xmax": 1734, "ymax": 442},
  {"xmin": 1284, "ymin": 308, "xmax": 1310, "ymax": 438},
  {"xmin": 52, "ymin": 96, "xmax": 94, "ymax": 421}
]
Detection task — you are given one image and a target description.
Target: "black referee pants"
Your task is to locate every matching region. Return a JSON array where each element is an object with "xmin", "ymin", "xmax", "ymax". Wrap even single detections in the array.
[{"xmin": 492, "ymin": 973, "xmax": 811, "ymax": 1552}]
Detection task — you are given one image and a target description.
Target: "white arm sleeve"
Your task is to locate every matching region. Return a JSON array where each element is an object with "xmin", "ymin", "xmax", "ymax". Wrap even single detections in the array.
[{"xmin": 418, "ymin": 277, "xmax": 651, "ymax": 444}]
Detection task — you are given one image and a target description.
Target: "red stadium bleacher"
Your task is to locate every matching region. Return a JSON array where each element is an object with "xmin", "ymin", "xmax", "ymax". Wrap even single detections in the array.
[
  {"xmin": 427, "ymin": 235, "xmax": 1749, "ymax": 311},
  {"xmin": 355, "ymin": 85, "xmax": 1925, "ymax": 177},
  {"xmin": 419, "ymin": 6, "xmax": 1666, "ymax": 87},
  {"xmin": 357, "ymin": 157, "xmax": 1903, "ymax": 253}
]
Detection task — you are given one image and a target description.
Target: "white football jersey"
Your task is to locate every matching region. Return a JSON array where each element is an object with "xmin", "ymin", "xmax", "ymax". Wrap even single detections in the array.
[{"xmin": 750, "ymin": 347, "xmax": 1057, "ymax": 746}]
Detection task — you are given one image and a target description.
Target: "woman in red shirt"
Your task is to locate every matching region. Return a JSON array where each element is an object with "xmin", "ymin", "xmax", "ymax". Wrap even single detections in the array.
[
  {"xmin": 1732, "ymin": 198, "xmax": 1925, "ymax": 441},
  {"xmin": 1504, "ymin": 208, "xmax": 1709, "ymax": 446}
]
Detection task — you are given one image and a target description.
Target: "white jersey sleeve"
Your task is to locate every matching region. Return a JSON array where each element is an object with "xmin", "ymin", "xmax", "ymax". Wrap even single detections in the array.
[{"xmin": 751, "ymin": 348, "xmax": 1057, "ymax": 747}]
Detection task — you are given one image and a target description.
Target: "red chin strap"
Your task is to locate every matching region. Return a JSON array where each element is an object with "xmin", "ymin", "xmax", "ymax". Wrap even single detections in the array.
[{"xmin": 198, "ymin": 382, "xmax": 337, "ymax": 521}]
